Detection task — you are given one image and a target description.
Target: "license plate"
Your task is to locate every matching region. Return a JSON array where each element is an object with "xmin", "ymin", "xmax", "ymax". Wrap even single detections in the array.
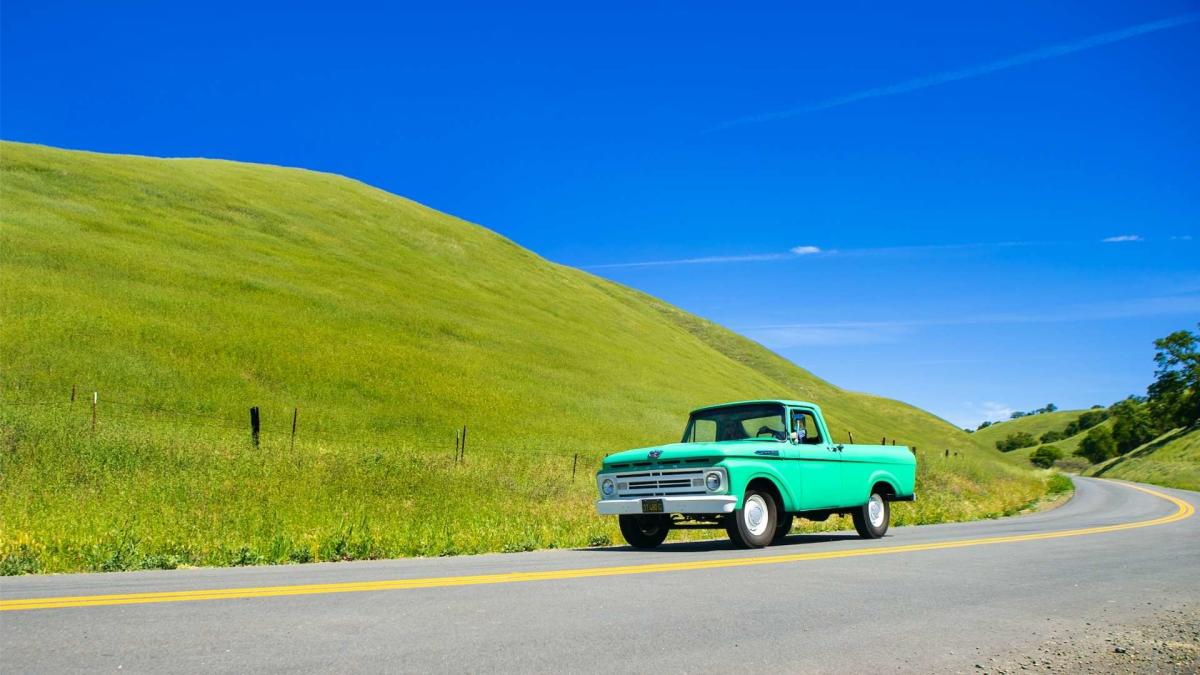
[{"xmin": 641, "ymin": 499, "xmax": 664, "ymax": 513}]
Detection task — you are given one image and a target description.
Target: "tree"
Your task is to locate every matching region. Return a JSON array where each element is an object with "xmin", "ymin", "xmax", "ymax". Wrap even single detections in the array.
[
  {"xmin": 1147, "ymin": 325, "xmax": 1200, "ymax": 431},
  {"xmin": 977, "ymin": 420, "xmax": 993, "ymax": 431},
  {"xmin": 1110, "ymin": 397, "xmax": 1155, "ymax": 454},
  {"xmin": 1030, "ymin": 445, "xmax": 1063, "ymax": 469},
  {"xmin": 995, "ymin": 431, "xmax": 1037, "ymax": 452},
  {"xmin": 1045, "ymin": 403, "xmax": 1058, "ymax": 413},
  {"xmin": 1076, "ymin": 426, "xmax": 1118, "ymax": 464},
  {"xmin": 1040, "ymin": 430, "xmax": 1066, "ymax": 444},
  {"xmin": 1010, "ymin": 411, "xmax": 1026, "ymax": 419}
]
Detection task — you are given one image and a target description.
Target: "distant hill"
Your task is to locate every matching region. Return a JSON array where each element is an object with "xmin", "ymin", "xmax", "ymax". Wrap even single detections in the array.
[
  {"xmin": 1087, "ymin": 427, "xmax": 1200, "ymax": 492},
  {"xmin": 973, "ymin": 409, "xmax": 1094, "ymax": 447},
  {"xmin": 0, "ymin": 142, "xmax": 1047, "ymax": 572}
]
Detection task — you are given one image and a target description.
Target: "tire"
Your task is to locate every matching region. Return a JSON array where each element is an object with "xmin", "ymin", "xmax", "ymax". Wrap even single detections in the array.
[
  {"xmin": 852, "ymin": 491, "xmax": 890, "ymax": 539},
  {"xmin": 726, "ymin": 488, "xmax": 778, "ymax": 548},
  {"xmin": 771, "ymin": 513, "xmax": 794, "ymax": 544},
  {"xmin": 618, "ymin": 514, "xmax": 671, "ymax": 549}
]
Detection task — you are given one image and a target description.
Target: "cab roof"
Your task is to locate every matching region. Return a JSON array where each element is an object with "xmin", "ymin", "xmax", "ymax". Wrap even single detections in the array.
[{"xmin": 689, "ymin": 399, "xmax": 822, "ymax": 414}]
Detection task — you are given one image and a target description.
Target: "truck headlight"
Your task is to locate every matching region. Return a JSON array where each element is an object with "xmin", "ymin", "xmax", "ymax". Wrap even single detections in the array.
[
  {"xmin": 601, "ymin": 478, "xmax": 615, "ymax": 496},
  {"xmin": 705, "ymin": 472, "xmax": 722, "ymax": 492}
]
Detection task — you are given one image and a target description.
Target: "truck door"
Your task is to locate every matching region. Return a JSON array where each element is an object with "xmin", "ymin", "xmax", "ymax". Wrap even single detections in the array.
[{"xmin": 783, "ymin": 408, "xmax": 842, "ymax": 509}]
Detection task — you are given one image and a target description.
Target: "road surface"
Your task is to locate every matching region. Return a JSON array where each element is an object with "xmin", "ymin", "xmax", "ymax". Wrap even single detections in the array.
[{"xmin": 2, "ymin": 477, "xmax": 1197, "ymax": 673}]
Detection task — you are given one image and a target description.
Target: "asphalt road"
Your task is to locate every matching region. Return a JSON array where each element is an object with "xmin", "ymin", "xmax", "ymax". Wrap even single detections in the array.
[{"xmin": 2, "ymin": 477, "xmax": 1197, "ymax": 673}]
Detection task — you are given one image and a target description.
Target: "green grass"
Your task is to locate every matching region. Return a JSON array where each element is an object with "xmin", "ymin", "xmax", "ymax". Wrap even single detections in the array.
[
  {"xmin": 0, "ymin": 141, "xmax": 1049, "ymax": 573},
  {"xmin": 1086, "ymin": 426, "xmax": 1200, "ymax": 492},
  {"xmin": 972, "ymin": 409, "xmax": 1092, "ymax": 446}
]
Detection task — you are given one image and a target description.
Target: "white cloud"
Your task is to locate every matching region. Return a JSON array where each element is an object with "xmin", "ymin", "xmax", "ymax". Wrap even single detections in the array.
[
  {"xmin": 1102, "ymin": 234, "xmax": 1143, "ymax": 243},
  {"xmin": 585, "ymin": 245, "xmax": 824, "ymax": 269},
  {"xmin": 584, "ymin": 252, "xmax": 792, "ymax": 270},
  {"xmin": 949, "ymin": 401, "xmax": 1016, "ymax": 429},
  {"xmin": 980, "ymin": 402, "xmax": 1016, "ymax": 422},
  {"xmin": 711, "ymin": 12, "xmax": 1200, "ymax": 131}
]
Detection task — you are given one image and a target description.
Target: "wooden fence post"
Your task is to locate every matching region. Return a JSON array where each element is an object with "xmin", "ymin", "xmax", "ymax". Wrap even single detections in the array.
[
  {"xmin": 250, "ymin": 406, "xmax": 260, "ymax": 447},
  {"xmin": 91, "ymin": 391, "xmax": 97, "ymax": 431},
  {"xmin": 847, "ymin": 431, "xmax": 854, "ymax": 444},
  {"xmin": 290, "ymin": 407, "xmax": 298, "ymax": 452},
  {"xmin": 71, "ymin": 385, "xmax": 77, "ymax": 404},
  {"xmin": 460, "ymin": 425, "xmax": 467, "ymax": 463},
  {"xmin": 572, "ymin": 453, "xmax": 579, "ymax": 481}
]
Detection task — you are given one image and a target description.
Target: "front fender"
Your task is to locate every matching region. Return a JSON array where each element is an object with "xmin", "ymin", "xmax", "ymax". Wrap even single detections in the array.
[{"xmin": 723, "ymin": 460, "xmax": 797, "ymax": 510}]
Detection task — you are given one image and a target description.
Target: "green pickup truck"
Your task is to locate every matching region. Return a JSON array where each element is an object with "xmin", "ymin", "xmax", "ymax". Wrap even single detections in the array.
[{"xmin": 596, "ymin": 400, "xmax": 916, "ymax": 549}]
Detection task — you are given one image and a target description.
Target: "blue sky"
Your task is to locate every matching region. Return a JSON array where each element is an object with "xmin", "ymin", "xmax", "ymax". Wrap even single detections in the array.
[{"xmin": 3, "ymin": 1, "xmax": 1198, "ymax": 427}]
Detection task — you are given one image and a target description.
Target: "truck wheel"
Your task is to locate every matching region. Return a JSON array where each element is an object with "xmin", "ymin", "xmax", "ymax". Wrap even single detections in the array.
[
  {"xmin": 771, "ymin": 513, "xmax": 793, "ymax": 544},
  {"xmin": 726, "ymin": 489, "xmax": 777, "ymax": 548},
  {"xmin": 618, "ymin": 514, "xmax": 670, "ymax": 549},
  {"xmin": 852, "ymin": 491, "xmax": 890, "ymax": 539}
]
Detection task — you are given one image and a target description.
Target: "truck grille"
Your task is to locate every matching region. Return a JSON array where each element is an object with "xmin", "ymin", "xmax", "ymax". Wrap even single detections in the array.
[{"xmin": 614, "ymin": 468, "xmax": 707, "ymax": 498}]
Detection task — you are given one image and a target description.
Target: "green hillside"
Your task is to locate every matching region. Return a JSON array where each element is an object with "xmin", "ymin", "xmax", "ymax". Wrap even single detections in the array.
[
  {"xmin": 1011, "ymin": 418, "xmax": 1114, "ymax": 469},
  {"xmin": 1087, "ymin": 427, "xmax": 1200, "ymax": 491},
  {"xmin": 0, "ymin": 142, "xmax": 1048, "ymax": 573},
  {"xmin": 973, "ymin": 409, "xmax": 1092, "ymax": 446}
]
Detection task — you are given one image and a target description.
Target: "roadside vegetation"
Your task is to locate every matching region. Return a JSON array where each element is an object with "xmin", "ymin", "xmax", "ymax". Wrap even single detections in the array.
[
  {"xmin": 1087, "ymin": 426, "xmax": 1200, "ymax": 492},
  {"xmin": 1, "ymin": 142, "xmax": 1053, "ymax": 573}
]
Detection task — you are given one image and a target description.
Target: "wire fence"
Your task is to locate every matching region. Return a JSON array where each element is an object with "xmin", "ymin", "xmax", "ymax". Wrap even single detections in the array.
[
  {"xmin": 0, "ymin": 386, "xmax": 614, "ymax": 480},
  {"xmin": 1, "ymin": 385, "xmax": 959, "ymax": 480}
]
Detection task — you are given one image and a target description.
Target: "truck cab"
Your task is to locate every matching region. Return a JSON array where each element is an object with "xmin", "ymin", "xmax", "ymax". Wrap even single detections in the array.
[{"xmin": 595, "ymin": 400, "xmax": 916, "ymax": 549}]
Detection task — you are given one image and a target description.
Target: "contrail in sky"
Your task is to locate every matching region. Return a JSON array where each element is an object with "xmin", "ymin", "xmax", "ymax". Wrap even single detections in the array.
[{"xmin": 712, "ymin": 12, "xmax": 1200, "ymax": 131}]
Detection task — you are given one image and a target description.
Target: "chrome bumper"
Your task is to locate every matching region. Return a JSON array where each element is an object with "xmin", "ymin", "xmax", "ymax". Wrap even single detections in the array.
[{"xmin": 596, "ymin": 495, "xmax": 737, "ymax": 515}]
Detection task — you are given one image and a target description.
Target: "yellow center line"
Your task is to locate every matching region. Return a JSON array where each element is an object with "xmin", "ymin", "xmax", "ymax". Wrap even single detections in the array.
[{"xmin": 2, "ymin": 481, "xmax": 1193, "ymax": 612}]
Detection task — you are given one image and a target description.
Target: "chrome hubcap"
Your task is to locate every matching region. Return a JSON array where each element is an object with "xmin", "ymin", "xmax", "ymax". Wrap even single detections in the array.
[
  {"xmin": 868, "ymin": 494, "xmax": 885, "ymax": 528},
  {"xmin": 744, "ymin": 495, "xmax": 769, "ymax": 536}
]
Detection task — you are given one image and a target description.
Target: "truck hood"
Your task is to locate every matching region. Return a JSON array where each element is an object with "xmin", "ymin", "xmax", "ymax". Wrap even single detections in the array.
[{"xmin": 602, "ymin": 441, "xmax": 786, "ymax": 466}]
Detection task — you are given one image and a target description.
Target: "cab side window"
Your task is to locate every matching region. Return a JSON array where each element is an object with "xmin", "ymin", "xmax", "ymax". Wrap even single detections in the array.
[
  {"xmin": 792, "ymin": 410, "xmax": 823, "ymax": 445},
  {"xmin": 689, "ymin": 419, "xmax": 717, "ymax": 443}
]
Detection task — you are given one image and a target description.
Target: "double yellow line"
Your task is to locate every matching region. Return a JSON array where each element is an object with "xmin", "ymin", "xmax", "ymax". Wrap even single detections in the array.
[{"xmin": 2, "ymin": 481, "xmax": 1193, "ymax": 612}]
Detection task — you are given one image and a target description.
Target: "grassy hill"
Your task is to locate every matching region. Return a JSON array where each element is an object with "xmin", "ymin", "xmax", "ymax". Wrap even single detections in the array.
[
  {"xmin": 0, "ymin": 142, "xmax": 1049, "ymax": 573},
  {"xmin": 1087, "ymin": 427, "xmax": 1200, "ymax": 491},
  {"xmin": 1009, "ymin": 418, "xmax": 1114, "ymax": 469},
  {"xmin": 973, "ymin": 409, "xmax": 1092, "ymax": 447}
]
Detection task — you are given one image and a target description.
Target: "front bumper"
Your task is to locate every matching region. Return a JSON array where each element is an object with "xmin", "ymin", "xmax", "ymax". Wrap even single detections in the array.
[{"xmin": 596, "ymin": 495, "xmax": 738, "ymax": 515}]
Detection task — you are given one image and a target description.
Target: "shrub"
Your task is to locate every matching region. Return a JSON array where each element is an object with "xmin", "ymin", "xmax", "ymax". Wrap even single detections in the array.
[
  {"xmin": 1046, "ymin": 473, "xmax": 1073, "ymax": 495},
  {"xmin": 996, "ymin": 432, "xmax": 1037, "ymax": 452},
  {"xmin": 1040, "ymin": 430, "xmax": 1066, "ymax": 444},
  {"xmin": 1030, "ymin": 445, "xmax": 1063, "ymax": 468}
]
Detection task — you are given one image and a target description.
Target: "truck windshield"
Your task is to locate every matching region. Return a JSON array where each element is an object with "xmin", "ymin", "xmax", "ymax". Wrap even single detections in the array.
[{"xmin": 682, "ymin": 404, "xmax": 787, "ymax": 443}]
